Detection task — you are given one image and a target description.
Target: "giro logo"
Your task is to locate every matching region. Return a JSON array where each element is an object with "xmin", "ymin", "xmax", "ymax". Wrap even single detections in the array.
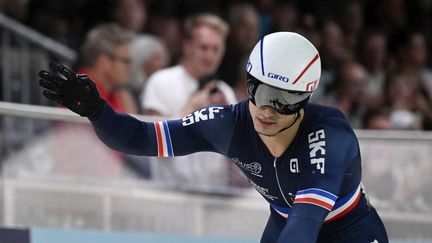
[{"xmin": 268, "ymin": 72, "xmax": 289, "ymax": 83}]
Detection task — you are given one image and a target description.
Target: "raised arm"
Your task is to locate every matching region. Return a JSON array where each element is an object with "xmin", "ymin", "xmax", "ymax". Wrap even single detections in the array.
[
  {"xmin": 39, "ymin": 62, "xmax": 104, "ymax": 119},
  {"xmin": 38, "ymin": 62, "xmax": 234, "ymax": 156},
  {"xmin": 88, "ymin": 101, "xmax": 225, "ymax": 156}
]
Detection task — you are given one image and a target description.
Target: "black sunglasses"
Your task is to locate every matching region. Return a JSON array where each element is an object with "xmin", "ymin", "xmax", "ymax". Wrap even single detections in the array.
[{"xmin": 247, "ymin": 74, "xmax": 311, "ymax": 115}]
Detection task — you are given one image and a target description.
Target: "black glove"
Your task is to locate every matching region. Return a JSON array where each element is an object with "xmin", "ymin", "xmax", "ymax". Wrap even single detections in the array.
[{"xmin": 39, "ymin": 61, "xmax": 104, "ymax": 118}]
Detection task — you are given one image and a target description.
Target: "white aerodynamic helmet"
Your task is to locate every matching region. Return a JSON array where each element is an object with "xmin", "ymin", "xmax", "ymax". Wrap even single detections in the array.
[{"xmin": 247, "ymin": 32, "xmax": 321, "ymax": 115}]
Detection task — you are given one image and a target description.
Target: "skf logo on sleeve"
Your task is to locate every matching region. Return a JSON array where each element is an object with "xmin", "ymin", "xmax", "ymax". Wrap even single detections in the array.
[
  {"xmin": 308, "ymin": 129, "xmax": 326, "ymax": 174},
  {"xmin": 182, "ymin": 107, "xmax": 224, "ymax": 126}
]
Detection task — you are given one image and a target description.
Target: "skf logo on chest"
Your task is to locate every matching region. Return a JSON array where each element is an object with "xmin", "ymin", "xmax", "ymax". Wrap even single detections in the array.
[
  {"xmin": 308, "ymin": 129, "xmax": 326, "ymax": 174},
  {"xmin": 182, "ymin": 107, "xmax": 224, "ymax": 126}
]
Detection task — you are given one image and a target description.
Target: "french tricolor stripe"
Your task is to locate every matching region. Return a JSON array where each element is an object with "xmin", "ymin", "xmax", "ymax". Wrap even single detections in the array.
[
  {"xmin": 274, "ymin": 184, "xmax": 363, "ymax": 222},
  {"xmin": 294, "ymin": 188, "xmax": 337, "ymax": 211},
  {"xmin": 324, "ymin": 183, "xmax": 362, "ymax": 223},
  {"xmin": 154, "ymin": 121, "xmax": 174, "ymax": 157}
]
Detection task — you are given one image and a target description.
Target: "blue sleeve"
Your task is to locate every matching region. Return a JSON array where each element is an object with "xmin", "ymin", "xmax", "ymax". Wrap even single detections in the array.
[
  {"xmin": 90, "ymin": 103, "xmax": 236, "ymax": 157},
  {"xmin": 297, "ymin": 116, "xmax": 359, "ymax": 195},
  {"xmin": 277, "ymin": 204, "xmax": 326, "ymax": 242},
  {"xmin": 278, "ymin": 115, "xmax": 359, "ymax": 242},
  {"xmin": 277, "ymin": 204, "xmax": 327, "ymax": 242}
]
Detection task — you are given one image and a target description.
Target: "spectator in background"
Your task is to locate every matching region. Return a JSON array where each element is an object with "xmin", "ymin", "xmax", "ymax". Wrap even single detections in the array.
[
  {"xmin": 363, "ymin": 109, "xmax": 393, "ymax": 130},
  {"xmin": 270, "ymin": 0, "xmax": 299, "ymax": 32},
  {"xmin": 384, "ymin": 72, "xmax": 424, "ymax": 130},
  {"xmin": 360, "ymin": 31, "xmax": 388, "ymax": 109},
  {"xmin": 334, "ymin": 61, "xmax": 368, "ymax": 128},
  {"xmin": 233, "ymin": 56, "xmax": 250, "ymax": 100},
  {"xmin": 141, "ymin": 13, "xmax": 240, "ymax": 187},
  {"xmin": 337, "ymin": 0, "xmax": 364, "ymax": 54},
  {"xmin": 390, "ymin": 30, "xmax": 432, "ymax": 129},
  {"xmin": 320, "ymin": 20, "xmax": 349, "ymax": 67},
  {"xmin": 78, "ymin": 23, "xmax": 137, "ymax": 114},
  {"xmin": 128, "ymin": 35, "xmax": 169, "ymax": 113},
  {"xmin": 142, "ymin": 13, "xmax": 236, "ymax": 117},
  {"xmin": 364, "ymin": 0, "xmax": 407, "ymax": 36},
  {"xmin": 252, "ymin": 0, "xmax": 274, "ymax": 36},
  {"xmin": 25, "ymin": 0, "xmax": 82, "ymax": 49},
  {"xmin": 218, "ymin": 3, "xmax": 260, "ymax": 89},
  {"xmin": 147, "ymin": 14, "xmax": 182, "ymax": 65},
  {"xmin": 29, "ymin": 23, "xmax": 138, "ymax": 178},
  {"xmin": 393, "ymin": 30, "xmax": 432, "ymax": 96},
  {"xmin": 112, "ymin": 0, "xmax": 147, "ymax": 33},
  {"xmin": 0, "ymin": 0, "xmax": 29, "ymax": 22},
  {"xmin": 123, "ymin": 33, "xmax": 169, "ymax": 177},
  {"xmin": 298, "ymin": 13, "xmax": 321, "ymax": 50},
  {"xmin": 312, "ymin": 20, "xmax": 348, "ymax": 104}
]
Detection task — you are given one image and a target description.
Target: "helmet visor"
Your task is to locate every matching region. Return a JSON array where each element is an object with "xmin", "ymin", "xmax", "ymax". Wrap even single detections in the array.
[{"xmin": 247, "ymin": 74, "xmax": 311, "ymax": 115}]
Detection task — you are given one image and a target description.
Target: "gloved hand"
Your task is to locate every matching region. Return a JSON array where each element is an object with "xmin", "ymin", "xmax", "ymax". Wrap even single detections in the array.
[{"xmin": 39, "ymin": 61, "xmax": 104, "ymax": 118}]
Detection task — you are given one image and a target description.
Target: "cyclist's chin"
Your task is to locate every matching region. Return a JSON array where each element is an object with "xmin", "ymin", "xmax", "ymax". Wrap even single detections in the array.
[
  {"xmin": 256, "ymin": 130, "xmax": 279, "ymax": 137},
  {"xmin": 254, "ymin": 124, "xmax": 280, "ymax": 137}
]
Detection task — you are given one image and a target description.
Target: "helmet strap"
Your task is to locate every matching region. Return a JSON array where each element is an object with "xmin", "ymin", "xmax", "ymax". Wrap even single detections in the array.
[
  {"xmin": 276, "ymin": 110, "xmax": 301, "ymax": 134},
  {"xmin": 258, "ymin": 111, "xmax": 301, "ymax": 137}
]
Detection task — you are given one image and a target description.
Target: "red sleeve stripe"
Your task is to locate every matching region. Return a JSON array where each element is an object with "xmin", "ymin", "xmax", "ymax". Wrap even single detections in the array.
[
  {"xmin": 324, "ymin": 184, "xmax": 362, "ymax": 223},
  {"xmin": 325, "ymin": 191, "xmax": 361, "ymax": 223},
  {"xmin": 154, "ymin": 121, "xmax": 164, "ymax": 157},
  {"xmin": 294, "ymin": 198, "xmax": 333, "ymax": 211}
]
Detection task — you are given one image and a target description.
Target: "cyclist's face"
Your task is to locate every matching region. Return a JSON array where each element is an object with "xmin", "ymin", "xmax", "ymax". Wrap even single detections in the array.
[{"xmin": 248, "ymin": 100, "xmax": 297, "ymax": 136}]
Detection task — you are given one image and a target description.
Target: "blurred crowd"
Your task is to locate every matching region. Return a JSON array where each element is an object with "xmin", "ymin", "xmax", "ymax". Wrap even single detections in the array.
[
  {"xmin": 2, "ymin": 0, "xmax": 432, "ymax": 130},
  {"xmin": 2, "ymin": 0, "xmax": 432, "ymax": 192},
  {"xmin": 2, "ymin": 0, "xmax": 432, "ymax": 204}
]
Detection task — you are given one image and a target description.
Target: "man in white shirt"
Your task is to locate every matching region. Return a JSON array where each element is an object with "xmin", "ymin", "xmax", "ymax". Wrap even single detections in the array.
[{"xmin": 141, "ymin": 13, "xmax": 238, "ymax": 187}]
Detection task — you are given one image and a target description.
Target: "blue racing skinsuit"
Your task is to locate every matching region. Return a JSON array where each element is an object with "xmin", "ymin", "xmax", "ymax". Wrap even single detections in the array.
[{"xmin": 90, "ymin": 99, "xmax": 388, "ymax": 243}]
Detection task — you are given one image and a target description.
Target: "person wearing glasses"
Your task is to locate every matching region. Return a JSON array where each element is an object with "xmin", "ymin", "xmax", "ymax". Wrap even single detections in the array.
[
  {"xmin": 77, "ymin": 23, "xmax": 137, "ymax": 113},
  {"xmin": 39, "ymin": 32, "xmax": 388, "ymax": 242}
]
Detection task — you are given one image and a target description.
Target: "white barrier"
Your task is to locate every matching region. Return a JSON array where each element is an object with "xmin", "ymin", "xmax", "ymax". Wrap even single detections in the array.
[{"xmin": 1, "ymin": 101, "xmax": 432, "ymax": 239}]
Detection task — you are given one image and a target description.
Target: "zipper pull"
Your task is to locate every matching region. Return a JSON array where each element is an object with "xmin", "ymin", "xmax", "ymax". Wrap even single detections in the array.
[{"xmin": 273, "ymin": 157, "xmax": 277, "ymax": 168}]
